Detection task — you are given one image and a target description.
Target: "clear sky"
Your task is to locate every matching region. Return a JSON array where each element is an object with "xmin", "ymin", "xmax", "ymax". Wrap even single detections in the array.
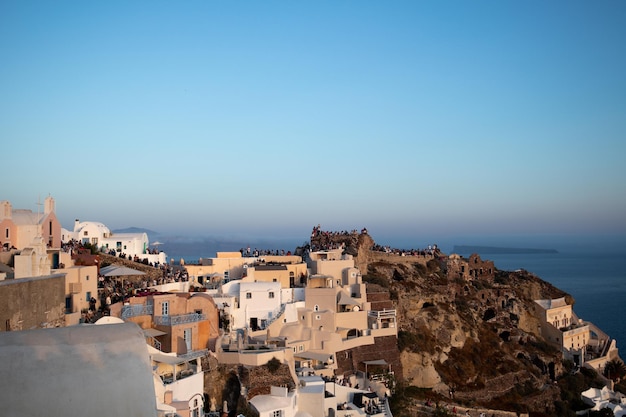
[{"xmin": 2, "ymin": 1, "xmax": 625, "ymax": 247}]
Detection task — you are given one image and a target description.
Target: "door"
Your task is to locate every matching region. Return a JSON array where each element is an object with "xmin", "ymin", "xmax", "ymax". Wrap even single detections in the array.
[{"xmin": 184, "ymin": 328, "xmax": 192, "ymax": 352}]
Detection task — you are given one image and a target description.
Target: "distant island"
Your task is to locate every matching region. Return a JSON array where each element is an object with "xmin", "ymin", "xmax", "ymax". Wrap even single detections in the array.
[{"xmin": 452, "ymin": 245, "xmax": 559, "ymax": 254}]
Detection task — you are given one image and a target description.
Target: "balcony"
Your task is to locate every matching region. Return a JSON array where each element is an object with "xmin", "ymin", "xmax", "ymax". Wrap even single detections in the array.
[
  {"xmin": 154, "ymin": 312, "xmax": 206, "ymax": 326},
  {"xmin": 121, "ymin": 304, "xmax": 154, "ymax": 319}
]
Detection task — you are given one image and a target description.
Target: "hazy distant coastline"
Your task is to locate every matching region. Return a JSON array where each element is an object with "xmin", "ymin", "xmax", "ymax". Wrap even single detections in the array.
[{"xmin": 453, "ymin": 245, "xmax": 559, "ymax": 254}]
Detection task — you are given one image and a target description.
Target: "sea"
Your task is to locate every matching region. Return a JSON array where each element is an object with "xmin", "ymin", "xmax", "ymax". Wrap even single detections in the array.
[{"xmin": 157, "ymin": 233, "xmax": 626, "ymax": 352}]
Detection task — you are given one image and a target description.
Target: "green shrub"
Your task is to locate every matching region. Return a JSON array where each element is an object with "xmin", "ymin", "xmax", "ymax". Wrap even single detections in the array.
[{"xmin": 266, "ymin": 357, "xmax": 281, "ymax": 373}]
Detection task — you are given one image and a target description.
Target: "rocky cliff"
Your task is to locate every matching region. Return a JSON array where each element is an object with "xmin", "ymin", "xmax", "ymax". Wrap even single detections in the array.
[
  {"xmin": 205, "ymin": 230, "xmax": 597, "ymax": 416},
  {"xmin": 329, "ymin": 231, "xmax": 576, "ymax": 415}
]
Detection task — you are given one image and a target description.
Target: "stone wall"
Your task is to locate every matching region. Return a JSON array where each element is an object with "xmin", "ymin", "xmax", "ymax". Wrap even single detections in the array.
[
  {"xmin": 445, "ymin": 253, "xmax": 495, "ymax": 281},
  {"xmin": 99, "ymin": 253, "xmax": 165, "ymax": 283},
  {"xmin": 335, "ymin": 335, "xmax": 402, "ymax": 381},
  {"xmin": 367, "ymin": 289, "xmax": 394, "ymax": 311},
  {"xmin": 0, "ymin": 274, "xmax": 66, "ymax": 331}
]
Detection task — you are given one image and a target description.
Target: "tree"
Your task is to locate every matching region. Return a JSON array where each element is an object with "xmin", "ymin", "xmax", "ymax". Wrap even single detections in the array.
[
  {"xmin": 603, "ymin": 359, "xmax": 626, "ymax": 382},
  {"xmin": 266, "ymin": 357, "xmax": 281, "ymax": 373}
]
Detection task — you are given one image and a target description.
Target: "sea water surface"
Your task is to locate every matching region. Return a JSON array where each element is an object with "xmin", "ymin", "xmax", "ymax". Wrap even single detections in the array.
[{"xmin": 453, "ymin": 248, "xmax": 626, "ymax": 351}]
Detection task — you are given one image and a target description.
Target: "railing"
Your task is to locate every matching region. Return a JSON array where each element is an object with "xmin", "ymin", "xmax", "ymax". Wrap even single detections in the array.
[
  {"xmin": 368, "ymin": 309, "xmax": 396, "ymax": 319},
  {"xmin": 154, "ymin": 313, "xmax": 206, "ymax": 326},
  {"xmin": 264, "ymin": 304, "xmax": 286, "ymax": 328},
  {"xmin": 146, "ymin": 335, "xmax": 162, "ymax": 351},
  {"xmin": 121, "ymin": 303, "xmax": 154, "ymax": 319},
  {"xmin": 178, "ymin": 349, "xmax": 208, "ymax": 361}
]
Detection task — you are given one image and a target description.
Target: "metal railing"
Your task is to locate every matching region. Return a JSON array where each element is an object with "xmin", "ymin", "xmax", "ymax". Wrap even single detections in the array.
[
  {"xmin": 154, "ymin": 312, "xmax": 206, "ymax": 326},
  {"xmin": 264, "ymin": 304, "xmax": 286, "ymax": 328},
  {"xmin": 368, "ymin": 309, "xmax": 396, "ymax": 319},
  {"xmin": 121, "ymin": 303, "xmax": 154, "ymax": 319},
  {"xmin": 146, "ymin": 335, "xmax": 162, "ymax": 351}
]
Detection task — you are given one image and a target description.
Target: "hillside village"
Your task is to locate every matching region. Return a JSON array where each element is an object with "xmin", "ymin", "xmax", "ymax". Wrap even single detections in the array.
[{"xmin": 0, "ymin": 196, "xmax": 624, "ymax": 417}]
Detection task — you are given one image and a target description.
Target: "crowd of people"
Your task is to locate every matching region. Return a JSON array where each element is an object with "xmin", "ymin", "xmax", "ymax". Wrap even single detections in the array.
[
  {"xmin": 79, "ymin": 260, "xmax": 190, "ymax": 324},
  {"xmin": 309, "ymin": 225, "xmax": 442, "ymax": 260},
  {"xmin": 370, "ymin": 243, "xmax": 441, "ymax": 258},
  {"xmin": 309, "ymin": 225, "xmax": 365, "ymax": 252},
  {"xmin": 311, "ymin": 224, "xmax": 365, "ymax": 240},
  {"xmin": 104, "ymin": 249, "xmax": 165, "ymax": 268},
  {"xmin": 239, "ymin": 247, "xmax": 292, "ymax": 257}
]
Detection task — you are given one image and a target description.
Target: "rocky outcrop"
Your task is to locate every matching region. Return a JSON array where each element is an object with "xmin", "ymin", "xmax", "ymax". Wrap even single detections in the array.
[
  {"xmin": 311, "ymin": 229, "xmax": 569, "ymax": 414},
  {"xmin": 200, "ymin": 229, "xmax": 577, "ymax": 415}
]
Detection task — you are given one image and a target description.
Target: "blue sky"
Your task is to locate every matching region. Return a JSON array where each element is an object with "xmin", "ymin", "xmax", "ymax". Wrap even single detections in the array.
[{"xmin": 2, "ymin": 1, "xmax": 625, "ymax": 248}]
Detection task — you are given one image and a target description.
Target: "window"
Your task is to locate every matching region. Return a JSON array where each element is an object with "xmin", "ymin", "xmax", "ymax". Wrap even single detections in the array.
[
  {"xmin": 246, "ymin": 293, "xmax": 252, "ymax": 299},
  {"xmin": 299, "ymin": 345, "xmax": 304, "ymax": 352},
  {"xmin": 83, "ymin": 231, "xmax": 88, "ymax": 236},
  {"xmin": 5, "ymin": 228, "xmax": 8, "ymax": 239},
  {"xmin": 314, "ymin": 305, "xmax": 319, "ymax": 312},
  {"xmin": 269, "ymin": 292, "xmax": 275, "ymax": 299},
  {"xmin": 86, "ymin": 275, "xmax": 89, "ymax": 281},
  {"xmin": 162, "ymin": 301, "xmax": 169, "ymax": 316},
  {"xmin": 316, "ymin": 315, "xmax": 321, "ymax": 320},
  {"xmin": 86, "ymin": 291, "xmax": 91, "ymax": 302},
  {"xmin": 272, "ymin": 411, "xmax": 283, "ymax": 417}
]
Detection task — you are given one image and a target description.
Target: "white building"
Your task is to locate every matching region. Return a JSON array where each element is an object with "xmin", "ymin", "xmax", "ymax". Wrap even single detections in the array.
[
  {"xmin": 62, "ymin": 219, "xmax": 166, "ymax": 265},
  {"xmin": 249, "ymin": 386, "xmax": 297, "ymax": 417},
  {"xmin": 216, "ymin": 280, "xmax": 285, "ymax": 331},
  {"xmin": 150, "ymin": 347, "xmax": 205, "ymax": 417},
  {"xmin": 582, "ymin": 385, "xmax": 626, "ymax": 416},
  {"xmin": 534, "ymin": 297, "xmax": 619, "ymax": 369},
  {"xmin": 250, "ymin": 377, "xmax": 390, "ymax": 417},
  {"xmin": 239, "ymin": 281, "xmax": 283, "ymax": 331}
]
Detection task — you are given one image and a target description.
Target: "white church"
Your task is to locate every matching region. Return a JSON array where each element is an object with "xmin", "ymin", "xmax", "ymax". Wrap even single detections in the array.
[{"xmin": 62, "ymin": 219, "xmax": 167, "ymax": 265}]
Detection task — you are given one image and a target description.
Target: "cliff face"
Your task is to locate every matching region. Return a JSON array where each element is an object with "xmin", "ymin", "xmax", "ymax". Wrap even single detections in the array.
[
  {"xmin": 208, "ymin": 230, "xmax": 578, "ymax": 415},
  {"xmin": 345, "ymin": 232, "xmax": 570, "ymax": 413}
]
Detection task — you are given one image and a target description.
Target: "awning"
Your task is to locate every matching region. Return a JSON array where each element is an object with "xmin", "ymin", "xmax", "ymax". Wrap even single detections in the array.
[
  {"xmin": 100, "ymin": 264, "xmax": 146, "ymax": 277},
  {"xmin": 157, "ymin": 402, "xmax": 177, "ymax": 413},
  {"xmin": 151, "ymin": 352, "xmax": 189, "ymax": 365},
  {"xmin": 338, "ymin": 292, "xmax": 360, "ymax": 306},
  {"xmin": 363, "ymin": 359, "xmax": 388, "ymax": 366},
  {"xmin": 144, "ymin": 328, "xmax": 167, "ymax": 338},
  {"xmin": 295, "ymin": 351, "xmax": 332, "ymax": 362}
]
